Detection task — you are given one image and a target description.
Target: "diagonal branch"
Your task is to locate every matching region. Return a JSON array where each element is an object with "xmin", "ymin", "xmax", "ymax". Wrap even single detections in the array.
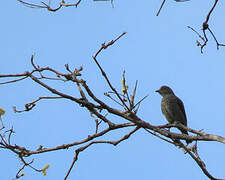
[
  {"xmin": 92, "ymin": 32, "xmax": 129, "ymax": 110},
  {"xmin": 64, "ymin": 126, "xmax": 140, "ymax": 180}
]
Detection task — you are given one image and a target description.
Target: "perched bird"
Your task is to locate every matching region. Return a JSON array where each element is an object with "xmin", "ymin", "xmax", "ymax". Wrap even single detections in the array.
[{"xmin": 156, "ymin": 85, "xmax": 192, "ymax": 144}]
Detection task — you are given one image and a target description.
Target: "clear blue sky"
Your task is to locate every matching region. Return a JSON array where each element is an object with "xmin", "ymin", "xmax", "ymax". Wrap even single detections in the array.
[{"xmin": 1, "ymin": 0, "xmax": 225, "ymax": 179}]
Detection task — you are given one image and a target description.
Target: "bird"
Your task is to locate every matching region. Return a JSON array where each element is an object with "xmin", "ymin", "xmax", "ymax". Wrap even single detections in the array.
[{"xmin": 156, "ymin": 85, "xmax": 192, "ymax": 144}]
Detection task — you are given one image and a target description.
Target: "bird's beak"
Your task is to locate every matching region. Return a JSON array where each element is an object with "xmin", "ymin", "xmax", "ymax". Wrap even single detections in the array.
[{"xmin": 155, "ymin": 89, "xmax": 159, "ymax": 93}]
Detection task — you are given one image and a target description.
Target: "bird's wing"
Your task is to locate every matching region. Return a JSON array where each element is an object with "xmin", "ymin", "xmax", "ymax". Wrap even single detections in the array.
[
  {"xmin": 175, "ymin": 96, "xmax": 187, "ymax": 126},
  {"xmin": 162, "ymin": 95, "xmax": 187, "ymax": 126}
]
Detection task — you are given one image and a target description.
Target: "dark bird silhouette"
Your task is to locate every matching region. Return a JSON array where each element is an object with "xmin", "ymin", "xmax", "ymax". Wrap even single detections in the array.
[{"xmin": 156, "ymin": 85, "xmax": 192, "ymax": 144}]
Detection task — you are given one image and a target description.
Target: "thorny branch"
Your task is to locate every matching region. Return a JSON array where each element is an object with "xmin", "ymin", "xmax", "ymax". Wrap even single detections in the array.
[{"xmin": 1, "ymin": 33, "xmax": 225, "ymax": 180}]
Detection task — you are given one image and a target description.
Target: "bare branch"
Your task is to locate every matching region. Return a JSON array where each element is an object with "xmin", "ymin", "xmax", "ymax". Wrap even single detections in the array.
[
  {"xmin": 64, "ymin": 126, "xmax": 140, "ymax": 179},
  {"xmin": 181, "ymin": 142, "xmax": 225, "ymax": 180},
  {"xmin": 156, "ymin": 0, "xmax": 166, "ymax": 16},
  {"xmin": 92, "ymin": 32, "xmax": 129, "ymax": 110},
  {"xmin": 13, "ymin": 96, "xmax": 63, "ymax": 113},
  {"xmin": 187, "ymin": 0, "xmax": 224, "ymax": 52},
  {"xmin": 18, "ymin": 0, "xmax": 113, "ymax": 12}
]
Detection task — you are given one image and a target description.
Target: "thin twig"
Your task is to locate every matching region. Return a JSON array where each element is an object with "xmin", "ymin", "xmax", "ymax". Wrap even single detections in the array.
[
  {"xmin": 130, "ymin": 94, "xmax": 148, "ymax": 112},
  {"xmin": 130, "ymin": 80, "xmax": 138, "ymax": 109},
  {"xmin": 156, "ymin": 0, "xmax": 166, "ymax": 16},
  {"xmin": 92, "ymin": 32, "xmax": 128, "ymax": 110},
  {"xmin": 64, "ymin": 126, "xmax": 140, "ymax": 179}
]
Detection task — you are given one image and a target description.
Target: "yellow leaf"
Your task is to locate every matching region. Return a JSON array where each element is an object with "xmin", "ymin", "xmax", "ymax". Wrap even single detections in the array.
[
  {"xmin": 42, "ymin": 164, "xmax": 50, "ymax": 176},
  {"xmin": 0, "ymin": 107, "xmax": 5, "ymax": 115},
  {"xmin": 121, "ymin": 77, "xmax": 126, "ymax": 95}
]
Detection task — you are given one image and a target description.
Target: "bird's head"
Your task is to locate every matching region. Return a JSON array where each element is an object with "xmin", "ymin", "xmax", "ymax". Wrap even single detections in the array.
[{"xmin": 155, "ymin": 85, "xmax": 174, "ymax": 97}]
